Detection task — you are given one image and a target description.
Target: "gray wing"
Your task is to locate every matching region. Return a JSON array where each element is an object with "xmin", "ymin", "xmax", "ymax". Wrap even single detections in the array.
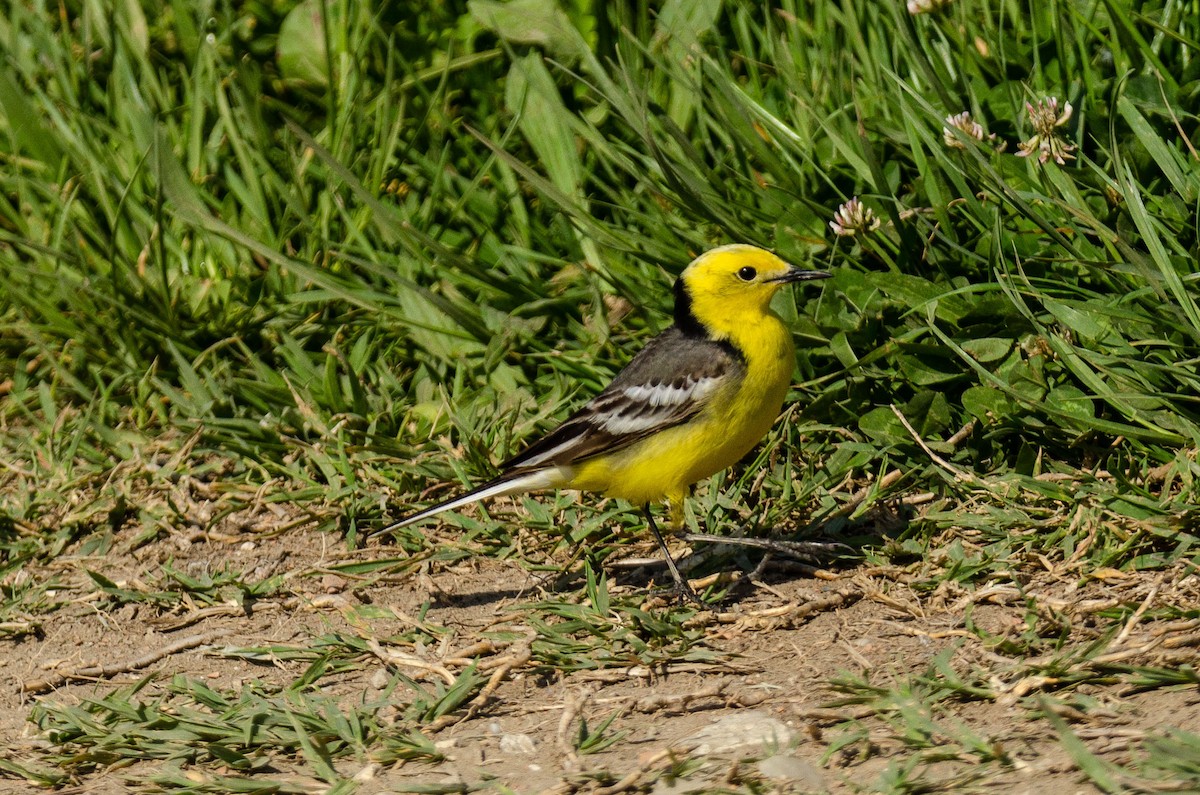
[{"xmin": 501, "ymin": 327, "xmax": 745, "ymax": 472}]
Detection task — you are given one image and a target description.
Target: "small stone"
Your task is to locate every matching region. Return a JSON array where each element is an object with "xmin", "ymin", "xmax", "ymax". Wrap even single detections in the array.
[
  {"xmin": 757, "ymin": 754, "xmax": 827, "ymax": 788},
  {"xmin": 498, "ymin": 733, "xmax": 536, "ymax": 755},
  {"xmin": 320, "ymin": 574, "xmax": 347, "ymax": 593},
  {"xmin": 652, "ymin": 777, "xmax": 698, "ymax": 795},
  {"xmin": 682, "ymin": 711, "xmax": 795, "ymax": 756}
]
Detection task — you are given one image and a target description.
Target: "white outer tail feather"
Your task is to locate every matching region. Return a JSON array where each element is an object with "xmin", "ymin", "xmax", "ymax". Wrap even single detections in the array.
[{"xmin": 378, "ymin": 468, "xmax": 564, "ymax": 536}]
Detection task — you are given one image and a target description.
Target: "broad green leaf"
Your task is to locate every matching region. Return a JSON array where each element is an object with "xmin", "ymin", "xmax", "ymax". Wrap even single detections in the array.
[
  {"xmin": 960, "ymin": 337, "xmax": 1013, "ymax": 364},
  {"xmin": 1043, "ymin": 384, "xmax": 1096, "ymax": 425},
  {"xmin": 859, "ymin": 406, "xmax": 907, "ymax": 445},
  {"xmin": 469, "ymin": 0, "xmax": 586, "ymax": 61},
  {"xmin": 278, "ymin": 0, "xmax": 341, "ymax": 87},
  {"xmin": 1042, "ymin": 299, "xmax": 1109, "ymax": 343},
  {"xmin": 962, "ymin": 385, "xmax": 1016, "ymax": 424},
  {"xmin": 897, "ymin": 346, "xmax": 960, "ymax": 386},
  {"xmin": 904, "ymin": 390, "xmax": 953, "ymax": 437},
  {"xmin": 505, "ymin": 55, "xmax": 583, "ymax": 201}
]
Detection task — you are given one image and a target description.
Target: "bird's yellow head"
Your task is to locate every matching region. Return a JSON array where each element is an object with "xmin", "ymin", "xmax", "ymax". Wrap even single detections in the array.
[{"xmin": 674, "ymin": 244, "xmax": 830, "ymax": 339}]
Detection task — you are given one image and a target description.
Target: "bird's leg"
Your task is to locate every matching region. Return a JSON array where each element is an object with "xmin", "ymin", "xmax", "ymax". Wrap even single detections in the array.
[{"xmin": 643, "ymin": 505, "xmax": 702, "ymax": 605}]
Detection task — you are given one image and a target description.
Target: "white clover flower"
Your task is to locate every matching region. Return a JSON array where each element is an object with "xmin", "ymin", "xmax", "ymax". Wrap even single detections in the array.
[
  {"xmin": 943, "ymin": 111, "xmax": 985, "ymax": 149},
  {"xmin": 1017, "ymin": 97, "xmax": 1076, "ymax": 165},
  {"xmin": 830, "ymin": 197, "xmax": 881, "ymax": 237},
  {"xmin": 908, "ymin": 0, "xmax": 954, "ymax": 14},
  {"xmin": 942, "ymin": 110, "xmax": 1006, "ymax": 152}
]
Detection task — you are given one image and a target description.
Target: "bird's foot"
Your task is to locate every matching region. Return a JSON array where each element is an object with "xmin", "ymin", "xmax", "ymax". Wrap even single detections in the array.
[{"xmin": 667, "ymin": 575, "xmax": 705, "ymax": 607}]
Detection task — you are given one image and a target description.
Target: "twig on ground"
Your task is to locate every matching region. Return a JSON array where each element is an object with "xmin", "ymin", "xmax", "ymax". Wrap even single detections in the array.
[
  {"xmin": 428, "ymin": 631, "xmax": 537, "ymax": 731},
  {"xmin": 946, "ymin": 419, "xmax": 977, "ymax": 447},
  {"xmin": 520, "ymin": 679, "xmax": 760, "ymax": 718},
  {"xmin": 150, "ymin": 600, "xmax": 283, "ymax": 631},
  {"xmin": 687, "ymin": 569, "xmax": 749, "ymax": 591},
  {"xmin": 1161, "ymin": 632, "xmax": 1200, "ymax": 650},
  {"xmin": 22, "ymin": 628, "xmax": 233, "ymax": 694},
  {"xmin": 626, "ymin": 682, "xmax": 728, "ymax": 714},
  {"xmin": 556, "ymin": 686, "xmax": 593, "ymax": 764},
  {"xmin": 443, "ymin": 638, "xmax": 513, "ymax": 666},
  {"xmin": 367, "ymin": 639, "xmax": 457, "ymax": 685},
  {"xmin": 829, "ymin": 468, "xmax": 905, "ymax": 518},
  {"xmin": 703, "ymin": 588, "xmax": 863, "ymax": 631},
  {"xmin": 571, "ymin": 660, "xmax": 752, "ymax": 684},
  {"xmin": 1113, "ymin": 575, "xmax": 1163, "ymax": 648},
  {"xmin": 788, "ymin": 704, "xmax": 878, "ymax": 723},
  {"xmin": 590, "ymin": 748, "xmax": 679, "ymax": 795}
]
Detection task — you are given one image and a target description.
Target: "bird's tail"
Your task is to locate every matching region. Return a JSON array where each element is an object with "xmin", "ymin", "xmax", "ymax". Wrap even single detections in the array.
[{"xmin": 372, "ymin": 468, "xmax": 563, "ymax": 539}]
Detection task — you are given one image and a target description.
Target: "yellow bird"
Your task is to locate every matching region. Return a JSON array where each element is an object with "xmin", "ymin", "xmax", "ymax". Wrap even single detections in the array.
[{"xmin": 378, "ymin": 244, "xmax": 831, "ymax": 601}]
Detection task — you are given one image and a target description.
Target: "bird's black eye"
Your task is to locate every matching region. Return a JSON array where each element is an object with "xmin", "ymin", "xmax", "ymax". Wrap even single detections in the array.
[{"xmin": 737, "ymin": 266, "xmax": 757, "ymax": 282}]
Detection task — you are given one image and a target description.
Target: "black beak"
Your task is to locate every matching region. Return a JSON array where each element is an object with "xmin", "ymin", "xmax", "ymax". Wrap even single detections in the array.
[{"xmin": 767, "ymin": 267, "xmax": 833, "ymax": 283}]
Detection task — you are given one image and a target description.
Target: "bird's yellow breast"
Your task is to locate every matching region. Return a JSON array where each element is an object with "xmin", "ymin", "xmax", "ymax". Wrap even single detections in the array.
[{"xmin": 567, "ymin": 311, "xmax": 795, "ymax": 505}]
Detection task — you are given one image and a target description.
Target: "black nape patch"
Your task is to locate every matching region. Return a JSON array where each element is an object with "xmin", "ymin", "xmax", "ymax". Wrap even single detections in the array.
[
  {"xmin": 672, "ymin": 279, "xmax": 745, "ymax": 364},
  {"xmin": 673, "ymin": 277, "xmax": 707, "ymax": 338}
]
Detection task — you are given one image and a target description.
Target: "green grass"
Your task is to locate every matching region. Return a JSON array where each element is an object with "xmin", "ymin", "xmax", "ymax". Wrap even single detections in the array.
[{"xmin": 3, "ymin": 0, "xmax": 1200, "ymax": 792}]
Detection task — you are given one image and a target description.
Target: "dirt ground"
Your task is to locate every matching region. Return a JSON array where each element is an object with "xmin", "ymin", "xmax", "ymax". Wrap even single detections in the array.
[{"xmin": 4, "ymin": 513, "xmax": 1199, "ymax": 794}]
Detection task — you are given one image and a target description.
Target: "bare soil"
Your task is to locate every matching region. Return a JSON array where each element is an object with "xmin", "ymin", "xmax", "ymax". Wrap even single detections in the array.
[{"xmin": 3, "ymin": 511, "xmax": 1199, "ymax": 794}]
